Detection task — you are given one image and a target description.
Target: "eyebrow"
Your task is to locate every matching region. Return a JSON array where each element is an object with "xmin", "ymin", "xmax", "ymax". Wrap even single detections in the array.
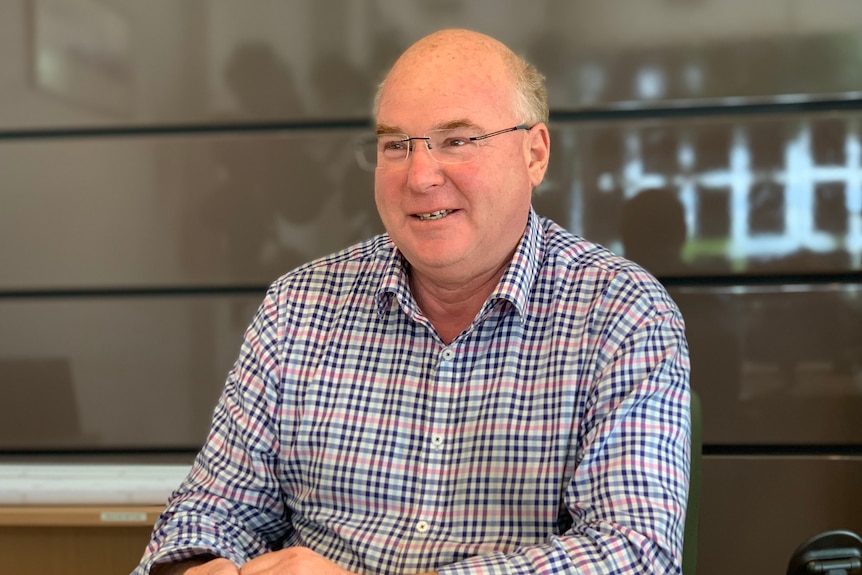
[
  {"xmin": 375, "ymin": 124, "xmax": 403, "ymax": 136},
  {"xmin": 375, "ymin": 119, "xmax": 481, "ymax": 135}
]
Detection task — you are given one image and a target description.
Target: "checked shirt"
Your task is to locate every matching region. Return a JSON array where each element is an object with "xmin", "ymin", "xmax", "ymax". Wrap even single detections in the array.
[{"xmin": 135, "ymin": 209, "xmax": 691, "ymax": 575}]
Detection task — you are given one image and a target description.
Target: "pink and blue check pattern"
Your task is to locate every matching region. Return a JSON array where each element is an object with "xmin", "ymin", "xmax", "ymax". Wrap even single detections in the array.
[{"xmin": 136, "ymin": 210, "xmax": 691, "ymax": 575}]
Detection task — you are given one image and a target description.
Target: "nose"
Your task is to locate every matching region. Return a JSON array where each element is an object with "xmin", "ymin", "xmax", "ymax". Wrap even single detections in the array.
[{"xmin": 405, "ymin": 140, "xmax": 445, "ymax": 191}]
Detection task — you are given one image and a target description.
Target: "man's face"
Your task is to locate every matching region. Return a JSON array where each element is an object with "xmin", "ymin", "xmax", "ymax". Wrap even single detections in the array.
[{"xmin": 373, "ymin": 47, "xmax": 549, "ymax": 286}]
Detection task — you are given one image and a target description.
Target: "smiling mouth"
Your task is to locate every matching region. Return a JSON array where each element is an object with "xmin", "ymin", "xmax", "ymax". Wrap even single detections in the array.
[{"xmin": 415, "ymin": 209, "xmax": 454, "ymax": 221}]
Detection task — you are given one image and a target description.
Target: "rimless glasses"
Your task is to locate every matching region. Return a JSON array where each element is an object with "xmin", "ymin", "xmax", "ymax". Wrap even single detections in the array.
[{"xmin": 355, "ymin": 124, "xmax": 532, "ymax": 171}]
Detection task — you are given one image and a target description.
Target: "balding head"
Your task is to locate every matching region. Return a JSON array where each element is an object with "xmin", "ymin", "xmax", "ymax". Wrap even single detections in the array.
[{"xmin": 374, "ymin": 29, "xmax": 547, "ymax": 126}]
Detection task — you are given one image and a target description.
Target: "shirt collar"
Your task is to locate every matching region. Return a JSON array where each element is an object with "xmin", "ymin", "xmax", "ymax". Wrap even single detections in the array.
[
  {"xmin": 485, "ymin": 208, "xmax": 542, "ymax": 324},
  {"xmin": 374, "ymin": 240, "xmax": 416, "ymax": 318},
  {"xmin": 375, "ymin": 208, "xmax": 545, "ymax": 324}
]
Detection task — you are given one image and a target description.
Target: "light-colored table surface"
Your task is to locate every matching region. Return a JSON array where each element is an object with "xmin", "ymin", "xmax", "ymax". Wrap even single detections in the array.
[{"xmin": 0, "ymin": 463, "xmax": 190, "ymax": 505}]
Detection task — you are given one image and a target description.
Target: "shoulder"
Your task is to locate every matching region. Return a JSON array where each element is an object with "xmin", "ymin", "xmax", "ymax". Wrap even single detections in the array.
[
  {"xmin": 538, "ymin": 217, "xmax": 678, "ymax": 315},
  {"xmin": 267, "ymin": 234, "xmax": 394, "ymax": 306}
]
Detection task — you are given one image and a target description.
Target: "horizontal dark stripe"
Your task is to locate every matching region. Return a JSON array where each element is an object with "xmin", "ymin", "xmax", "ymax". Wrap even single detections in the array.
[
  {"xmin": 659, "ymin": 271, "xmax": 862, "ymax": 287},
  {"xmin": 2, "ymin": 96, "xmax": 862, "ymax": 141},
  {"xmin": 2, "ymin": 271, "xmax": 861, "ymax": 300},
  {"xmin": 0, "ymin": 285, "xmax": 269, "ymax": 300},
  {"xmin": 0, "ymin": 118, "xmax": 374, "ymax": 142},
  {"xmin": 0, "ymin": 447, "xmax": 199, "ymax": 462},
  {"xmin": 704, "ymin": 444, "xmax": 862, "ymax": 457},
  {"xmin": 551, "ymin": 94, "xmax": 862, "ymax": 122}
]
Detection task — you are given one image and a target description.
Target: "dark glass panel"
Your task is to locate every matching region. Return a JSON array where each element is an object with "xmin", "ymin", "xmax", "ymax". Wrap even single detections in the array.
[
  {"xmin": 746, "ymin": 120, "xmax": 789, "ymax": 171},
  {"xmin": 699, "ymin": 456, "xmax": 862, "ymax": 575},
  {"xmin": 672, "ymin": 283, "xmax": 862, "ymax": 444},
  {"xmin": 691, "ymin": 124, "xmax": 732, "ymax": 172},
  {"xmin": 815, "ymin": 182, "xmax": 849, "ymax": 234},
  {"xmin": 0, "ymin": 129, "xmax": 379, "ymax": 289},
  {"xmin": 3, "ymin": 1, "xmax": 862, "ymax": 130},
  {"xmin": 811, "ymin": 118, "xmax": 847, "ymax": 165},
  {"xmin": 640, "ymin": 126, "xmax": 679, "ymax": 176},
  {"xmin": 0, "ymin": 295, "xmax": 262, "ymax": 451},
  {"xmin": 695, "ymin": 186, "xmax": 731, "ymax": 240},
  {"xmin": 4, "ymin": 114, "xmax": 859, "ymax": 291}
]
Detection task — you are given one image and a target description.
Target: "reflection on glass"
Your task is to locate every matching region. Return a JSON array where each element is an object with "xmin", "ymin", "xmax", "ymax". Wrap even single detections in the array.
[
  {"xmin": 669, "ymin": 283, "xmax": 862, "ymax": 444},
  {"xmin": 560, "ymin": 112, "xmax": 862, "ymax": 274},
  {"xmin": 815, "ymin": 182, "xmax": 848, "ymax": 234},
  {"xmin": 550, "ymin": 31, "xmax": 862, "ymax": 111},
  {"xmin": 811, "ymin": 118, "xmax": 847, "ymax": 165},
  {"xmin": 748, "ymin": 181, "xmax": 785, "ymax": 235}
]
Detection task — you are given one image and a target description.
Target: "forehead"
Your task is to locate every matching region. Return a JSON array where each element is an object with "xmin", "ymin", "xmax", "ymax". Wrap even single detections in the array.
[{"xmin": 377, "ymin": 44, "xmax": 515, "ymax": 129}]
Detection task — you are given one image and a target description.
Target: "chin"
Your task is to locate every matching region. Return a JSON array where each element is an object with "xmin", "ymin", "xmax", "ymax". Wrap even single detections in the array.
[{"xmin": 409, "ymin": 247, "xmax": 466, "ymax": 271}]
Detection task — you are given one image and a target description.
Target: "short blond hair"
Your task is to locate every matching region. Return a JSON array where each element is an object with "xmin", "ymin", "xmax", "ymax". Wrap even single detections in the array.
[{"xmin": 508, "ymin": 54, "xmax": 548, "ymax": 125}]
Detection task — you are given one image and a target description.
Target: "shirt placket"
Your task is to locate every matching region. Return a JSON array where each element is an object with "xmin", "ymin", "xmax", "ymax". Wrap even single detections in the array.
[{"xmin": 412, "ymin": 343, "xmax": 458, "ymax": 541}]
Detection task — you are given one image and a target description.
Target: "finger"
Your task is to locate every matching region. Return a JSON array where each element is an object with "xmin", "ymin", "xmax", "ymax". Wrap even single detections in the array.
[
  {"xmin": 240, "ymin": 548, "xmax": 298, "ymax": 574},
  {"xmin": 208, "ymin": 558, "xmax": 240, "ymax": 575},
  {"xmin": 186, "ymin": 558, "xmax": 239, "ymax": 575}
]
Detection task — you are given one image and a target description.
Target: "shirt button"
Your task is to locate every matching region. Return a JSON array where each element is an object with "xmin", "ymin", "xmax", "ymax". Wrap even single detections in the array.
[
  {"xmin": 441, "ymin": 349, "xmax": 455, "ymax": 361},
  {"xmin": 416, "ymin": 520, "xmax": 430, "ymax": 533},
  {"xmin": 431, "ymin": 434, "xmax": 444, "ymax": 447}
]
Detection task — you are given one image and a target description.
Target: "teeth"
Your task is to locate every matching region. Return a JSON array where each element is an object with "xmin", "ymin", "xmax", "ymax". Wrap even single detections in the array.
[{"xmin": 416, "ymin": 209, "xmax": 452, "ymax": 221}]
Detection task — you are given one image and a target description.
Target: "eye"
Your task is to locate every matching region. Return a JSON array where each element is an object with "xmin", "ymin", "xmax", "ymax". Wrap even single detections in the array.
[
  {"xmin": 380, "ymin": 139, "xmax": 408, "ymax": 152},
  {"xmin": 441, "ymin": 135, "xmax": 472, "ymax": 148}
]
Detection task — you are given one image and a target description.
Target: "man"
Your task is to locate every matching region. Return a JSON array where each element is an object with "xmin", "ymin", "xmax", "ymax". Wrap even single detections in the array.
[{"xmin": 136, "ymin": 28, "xmax": 690, "ymax": 575}]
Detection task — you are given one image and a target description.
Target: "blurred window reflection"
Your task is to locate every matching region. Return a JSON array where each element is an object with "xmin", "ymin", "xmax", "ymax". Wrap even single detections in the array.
[{"xmin": 561, "ymin": 112, "xmax": 862, "ymax": 274}]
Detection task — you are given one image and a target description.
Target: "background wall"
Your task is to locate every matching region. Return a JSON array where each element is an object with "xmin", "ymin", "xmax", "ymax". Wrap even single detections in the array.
[{"xmin": 1, "ymin": 1, "xmax": 861, "ymax": 574}]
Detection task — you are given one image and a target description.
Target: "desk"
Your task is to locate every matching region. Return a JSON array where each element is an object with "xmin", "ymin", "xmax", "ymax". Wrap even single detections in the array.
[{"xmin": 0, "ymin": 505, "xmax": 162, "ymax": 575}]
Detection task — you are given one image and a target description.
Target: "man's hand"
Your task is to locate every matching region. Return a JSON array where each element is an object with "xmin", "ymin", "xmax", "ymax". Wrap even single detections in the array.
[
  {"xmin": 154, "ymin": 557, "xmax": 239, "ymax": 575},
  {"xmin": 185, "ymin": 558, "xmax": 239, "ymax": 574},
  {"xmin": 153, "ymin": 548, "xmax": 438, "ymax": 575},
  {"xmin": 239, "ymin": 547, "xmax": 353, "ymax": 574}
]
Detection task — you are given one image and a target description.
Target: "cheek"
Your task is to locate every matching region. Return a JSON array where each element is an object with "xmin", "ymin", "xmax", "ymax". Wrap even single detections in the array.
[
  {"xmin": 373, "ymin": 172, "xmax": 397, "ymax": 206},
  {"xmin": 469, "ymin": 157, "xmax": 531, "ymax": 203},
  {"xmin": 373, "ymin": 172, "xmax": 408, "ymax": 232}
]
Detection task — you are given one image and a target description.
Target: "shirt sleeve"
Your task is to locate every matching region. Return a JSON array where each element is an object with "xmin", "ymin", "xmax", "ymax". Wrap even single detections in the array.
[
  {"xmin": 133, "ymin": 285, "xmax": 290, "ymax": 574},
  {"xmin": 437, "ymin": 272, "xmax": 692, "ymax": 575}
]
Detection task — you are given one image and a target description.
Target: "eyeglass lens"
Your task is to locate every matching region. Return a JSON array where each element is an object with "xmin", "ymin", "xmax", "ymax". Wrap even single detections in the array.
[{"xmin": 355, "ymin": 124, "xmax": 529, "ymax": 170}]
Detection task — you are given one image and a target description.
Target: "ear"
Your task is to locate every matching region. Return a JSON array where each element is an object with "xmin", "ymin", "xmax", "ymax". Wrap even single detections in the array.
[{"xmin": 526, "ymin": 123, "xmax": 551, "ymax": 188}]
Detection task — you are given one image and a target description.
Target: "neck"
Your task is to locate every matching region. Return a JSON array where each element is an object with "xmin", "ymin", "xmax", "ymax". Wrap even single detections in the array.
[{"xmin": 409, "ymin": 257, "xmax": 510, "ymax": 345}]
